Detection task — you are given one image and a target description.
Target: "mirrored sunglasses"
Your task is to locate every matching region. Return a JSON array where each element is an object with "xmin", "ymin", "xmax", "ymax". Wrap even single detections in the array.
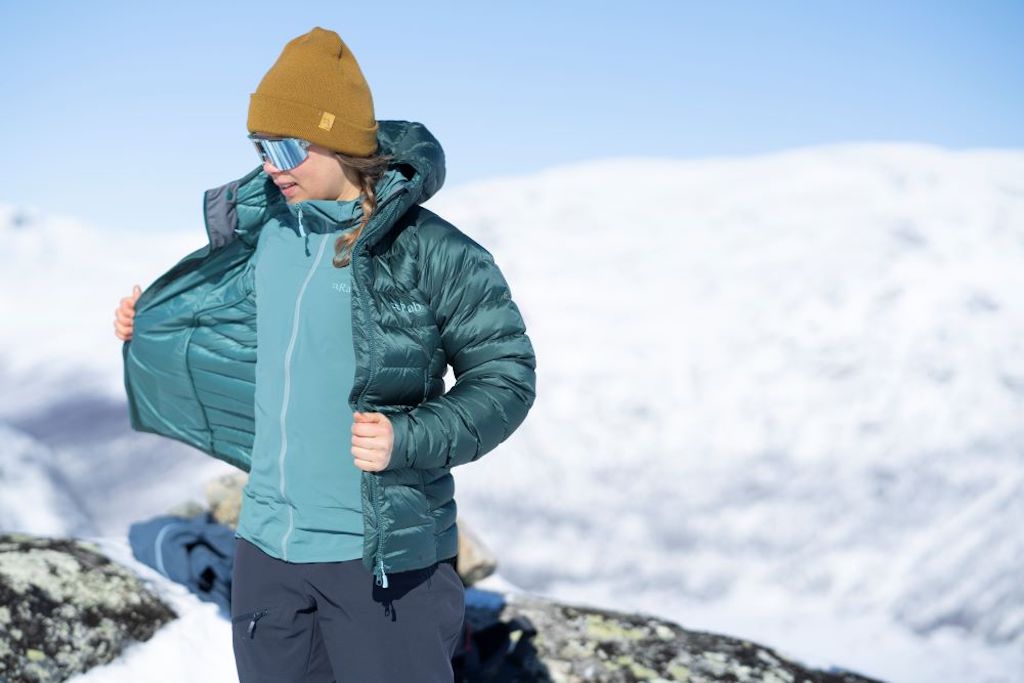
[{"xmin": 248, "ymin": 134, "xmax": 312, "ymax": 171}]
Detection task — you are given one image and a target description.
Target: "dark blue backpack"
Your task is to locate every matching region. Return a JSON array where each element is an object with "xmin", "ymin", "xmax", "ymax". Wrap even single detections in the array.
[{"xmin": 453, "ymin": 587, "xmax": 538, "ymax": 682}]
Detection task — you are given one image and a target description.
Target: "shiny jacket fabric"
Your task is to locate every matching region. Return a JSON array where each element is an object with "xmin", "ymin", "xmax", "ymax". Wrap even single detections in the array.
[{"xmin": 122, "ymin": 120, "xmax": 537, "ymax": 586}]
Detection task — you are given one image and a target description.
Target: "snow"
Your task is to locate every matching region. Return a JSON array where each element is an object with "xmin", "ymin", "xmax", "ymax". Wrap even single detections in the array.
[
  {"xmin": 1, "ymin": 141, "xmax": 1022, "ymax": 682},
  {"xmin": 69, "ymin": 536, "xmax": 238, "ymax": 683}
]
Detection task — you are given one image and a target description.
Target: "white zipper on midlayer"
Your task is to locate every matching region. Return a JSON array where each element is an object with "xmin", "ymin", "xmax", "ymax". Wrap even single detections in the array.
[{"xmin": 278, "ymin": 208, "xmax": 329, "ymax": 560}]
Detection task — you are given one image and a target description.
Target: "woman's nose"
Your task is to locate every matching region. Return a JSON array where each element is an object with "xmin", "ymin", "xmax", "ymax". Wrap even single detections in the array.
[{"xmin": 263, "ymin": 159, "xmax": 281, "ymax": 174}]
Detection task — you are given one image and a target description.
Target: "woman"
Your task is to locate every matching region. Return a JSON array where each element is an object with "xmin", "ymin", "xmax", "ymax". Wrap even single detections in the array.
[{"xmin": 113, "ymin": 26, "xmax": 536, "ymax": 682}]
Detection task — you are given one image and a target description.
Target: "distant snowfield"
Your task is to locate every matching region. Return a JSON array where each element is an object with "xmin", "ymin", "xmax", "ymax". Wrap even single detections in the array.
[{"xmin": 1, "ymin": 142, "xmax": 1022, "ymax": 683}]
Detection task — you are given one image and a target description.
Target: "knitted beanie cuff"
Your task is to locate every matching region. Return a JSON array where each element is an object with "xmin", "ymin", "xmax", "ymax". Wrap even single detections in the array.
[{"xmin": 247, "ymin": 92, "xmax": 379, "ymax": 157}]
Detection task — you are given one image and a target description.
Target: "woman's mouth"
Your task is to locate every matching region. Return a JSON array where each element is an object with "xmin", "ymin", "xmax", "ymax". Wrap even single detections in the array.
[{"xmin": 278, "ymin": 182, "xmax": 298, "ymax": 195}]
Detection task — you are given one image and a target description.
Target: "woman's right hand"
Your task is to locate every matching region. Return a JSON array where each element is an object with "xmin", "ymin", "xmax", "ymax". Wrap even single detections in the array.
[{"xmin": 114, "ymin": 284, "xmax": 142, "ymax": 341}]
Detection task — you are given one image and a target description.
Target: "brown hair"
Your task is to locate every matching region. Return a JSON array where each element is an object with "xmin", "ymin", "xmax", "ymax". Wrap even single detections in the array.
[{"xmin": 331, "ymin": 149, "xmax": 395, "ymax": 268}]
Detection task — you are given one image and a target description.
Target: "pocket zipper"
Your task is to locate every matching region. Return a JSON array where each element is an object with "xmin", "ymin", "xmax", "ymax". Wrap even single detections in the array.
[{"xmin": 232, "ymin": 608, "xmax": 270, "ymax": 638}]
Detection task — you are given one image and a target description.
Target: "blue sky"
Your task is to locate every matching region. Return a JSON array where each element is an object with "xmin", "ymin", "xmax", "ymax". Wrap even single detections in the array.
[{"xmin": 2, "ymin": 1, "xmax": 1021, "ymax": 235}]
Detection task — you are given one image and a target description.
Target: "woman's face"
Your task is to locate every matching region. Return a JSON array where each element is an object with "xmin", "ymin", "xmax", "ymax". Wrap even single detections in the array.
[{"xmin": 260, "ymin": 139, "xmax": 361, "ymax": 203}]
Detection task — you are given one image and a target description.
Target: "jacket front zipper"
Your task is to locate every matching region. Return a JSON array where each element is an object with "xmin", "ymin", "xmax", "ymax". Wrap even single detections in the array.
[
  {"xmin": 371, "ymin": 476, "xmax": 388, "ymax": 588},
  {"xmin": 349, "ymin": 188, "xmax": 408, "ymax": 588},
  {"xmin": 355, "ymin": 258, "xmax": 389, "ymax": 588}
]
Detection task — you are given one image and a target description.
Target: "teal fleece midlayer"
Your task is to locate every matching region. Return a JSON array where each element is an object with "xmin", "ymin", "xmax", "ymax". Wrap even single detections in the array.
[{"xmin": 236, "ymin": 170, "xmax": 409, "ymax": 563}]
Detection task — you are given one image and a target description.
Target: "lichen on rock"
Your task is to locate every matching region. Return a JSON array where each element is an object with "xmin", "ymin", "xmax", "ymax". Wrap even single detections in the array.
[
  {"xmin": 491, "ymin": 593, "xmax": 889, "ymax": 682},
  {"xmin": 0, "ymin": 533, "xmax": 177, "ymax": 682}
]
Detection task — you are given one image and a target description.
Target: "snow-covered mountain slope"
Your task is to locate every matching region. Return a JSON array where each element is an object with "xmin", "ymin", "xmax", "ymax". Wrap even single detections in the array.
[
  {"xmin": 1, "ymin": 142, "xmax": 1022, "ymax": 683},
  {"xmin": 0, "ymin": 423, "xmax": 91, "ymax": 537},
  {"xmin": 427, "ymin": 143, "xmax": 1024, "ymax": 682},
  {"xmin": 0, "ymin": 205, "xmax": 201, "ymax": 419}
]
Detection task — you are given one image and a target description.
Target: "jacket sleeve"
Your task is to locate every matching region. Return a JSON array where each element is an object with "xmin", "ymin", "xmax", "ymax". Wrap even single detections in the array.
[{"xmin": 383, "ymin": 227, "xmax": 537, "ymax": 471}]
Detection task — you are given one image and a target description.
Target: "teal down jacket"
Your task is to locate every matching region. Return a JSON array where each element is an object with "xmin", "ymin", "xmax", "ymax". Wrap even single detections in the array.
[{"xmin": 122, "ymin": 120, "xmax": 538, "ymax": 587}]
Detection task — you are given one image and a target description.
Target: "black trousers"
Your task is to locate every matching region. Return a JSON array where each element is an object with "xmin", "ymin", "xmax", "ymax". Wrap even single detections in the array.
[{"xmin": 231, "ymin": 536, "xmax": 465, "ymax": 682}]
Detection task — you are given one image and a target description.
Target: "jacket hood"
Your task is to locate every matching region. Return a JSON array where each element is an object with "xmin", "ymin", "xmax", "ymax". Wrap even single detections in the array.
[{"xmin": 203, "ymin": 119, "xmax": 446, "ymax": 250}]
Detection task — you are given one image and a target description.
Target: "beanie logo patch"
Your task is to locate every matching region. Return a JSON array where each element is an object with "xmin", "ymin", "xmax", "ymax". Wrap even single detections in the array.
[{"xmin": 318, "ymin": 112, "xmax": 336, "ymax": 131}]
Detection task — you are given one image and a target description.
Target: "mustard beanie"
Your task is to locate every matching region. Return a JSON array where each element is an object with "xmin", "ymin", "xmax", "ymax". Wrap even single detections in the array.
[{"xmin": 247, "ymin": 27, "xmax": 379, "ymax": 157}]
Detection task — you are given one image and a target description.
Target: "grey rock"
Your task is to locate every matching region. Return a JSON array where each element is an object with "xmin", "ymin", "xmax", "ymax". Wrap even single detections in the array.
[
  {"xmin": 454, "ymin": 517, "xmax": 498, "ymax": 585},
  {"xmin": 0, "ymin": 533, "xmax": 176, "ymax": 683},
  {"xmin": 478, "ymin": 593, "xmax": 888, "ymax": 683},
  {"xmin": 203, "ymin": 471, "xmax": 247, "ymax": 528}
]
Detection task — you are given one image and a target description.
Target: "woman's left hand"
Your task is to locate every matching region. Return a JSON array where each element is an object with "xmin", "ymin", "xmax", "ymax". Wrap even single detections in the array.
[{"xmin": 351, "ymin": 411, "xmax": 394, "ymax": 472}]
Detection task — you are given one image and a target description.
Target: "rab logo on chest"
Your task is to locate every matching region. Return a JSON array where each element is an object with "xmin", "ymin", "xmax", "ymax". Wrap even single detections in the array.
[
  {"xmin": 383, "ymin": 297, "xmax": 430, "ymax": 327},
  {"xmin": 390, "ymin": 300, "xmax": 424, "ymax": 314}
]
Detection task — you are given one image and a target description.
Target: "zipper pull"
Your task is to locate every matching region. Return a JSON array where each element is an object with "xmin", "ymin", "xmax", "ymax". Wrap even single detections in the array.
[
  {"xmin": 245, "ymin": 610, "xmax": 266, "ymax": 638},
  {"xmin": 297, "ymin": 205, "xmax": 311, "ymax": 256},
  {"xmin": 378, "ymin": 558, "xmax": 389, "ymax": 588}
]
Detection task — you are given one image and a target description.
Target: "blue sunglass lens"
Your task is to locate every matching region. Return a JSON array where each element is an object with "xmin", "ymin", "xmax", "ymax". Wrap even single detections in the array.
[{"xmin": 251, "ymin": 137, "xmax": 309, "ymax": 171}]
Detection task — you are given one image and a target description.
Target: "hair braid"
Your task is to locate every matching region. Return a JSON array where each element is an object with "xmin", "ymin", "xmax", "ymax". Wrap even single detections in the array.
[{"xmin": 331, "ymin": 150, "xmax": 394, "ymax": 268}]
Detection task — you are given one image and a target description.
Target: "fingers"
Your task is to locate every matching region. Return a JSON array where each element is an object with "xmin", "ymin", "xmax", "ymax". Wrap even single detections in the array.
[
  {"xmin": 114, "ymin": 285, "xmax": 141, "ymax": 341},
  {"xmin": 352, "ymin": 460, "xmax": 377, "ymax": 472},
  {"xmin": 351, "ymin": 445, "xmax": 384, "ymax": 472},
  {"xmin": 115, "ymin": 300, "xmax": 136, "ymax": 327},
  {"xmin": 354, "ymin": 444, "xmax": 382, "ymax": 458},
  {"xmin": 113, "ymin": 319, "xmax": 133, "ymax": 341},
  {"xmin": 114, "ymin": 310, "xmax": 134, "ymax": 335},
  {"xmin": 350, "ymin": 433, "xmax": 380, "ymax": 450},
  {"xmin": 351, "ymin": 418, "xmax": 392, "ymax": 442},
  {"xmin": 118, "ymin": 285, "xmax": 142, "ymax": 311},
  {"xmin": 351, "ymin": 416, "xmax": 394, "ymax": 472}
]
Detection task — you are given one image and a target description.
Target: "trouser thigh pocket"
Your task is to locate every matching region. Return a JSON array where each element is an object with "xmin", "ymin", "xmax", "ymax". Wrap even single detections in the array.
[
  {"xmin": 230, "ymin": 604, "xmax": 322, "ymax": 682},
  {"xmin": 231, "ymin": 607, "xmax": 271, "ymax": 639}
]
